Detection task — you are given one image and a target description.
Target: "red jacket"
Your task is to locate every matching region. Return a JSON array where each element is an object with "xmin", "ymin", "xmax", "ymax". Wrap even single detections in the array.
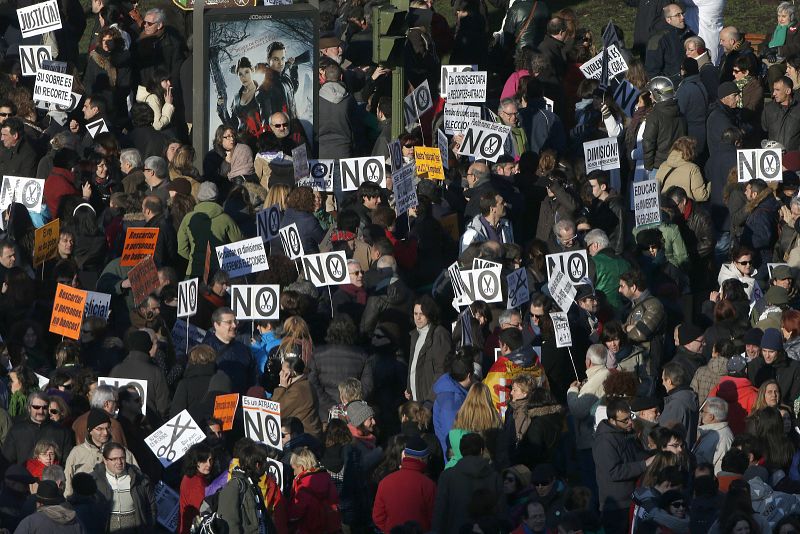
[
  {"xmin": 288, "ymin": 469, "xmax": 340, "ymax": 534},
  {"xmin": 708, "ymin": 376, "xmax": 758, "ymax": 434},
  {"xmin": 43, "ymin": 167, "xmax": 80, "ymax": 218},
  {"xmin": 373, "ymin": 457, "xmax": 437, "ymax": 532},
  {"xmin": 179, "ymin": 474, "xmax": 208, "ymax": 534}
]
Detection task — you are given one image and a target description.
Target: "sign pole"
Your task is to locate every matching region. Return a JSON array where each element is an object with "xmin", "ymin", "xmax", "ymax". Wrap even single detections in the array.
[
  {"xmin": 185, "ymin": 319, "xmax": 189, "ymax": 355},
  {"xmin": 327, "ymin": 286, "xmax": 334, "ymax": 317},
  {"xmin": 566, "ymin": 347, "xmax": 580, "ymax": 381}
]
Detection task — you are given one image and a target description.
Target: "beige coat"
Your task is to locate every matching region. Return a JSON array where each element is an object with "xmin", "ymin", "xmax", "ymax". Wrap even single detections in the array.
[
  {"xmin": 567, "ymin": 364, "xmax": 610, "ymax": 449},
  {"xmin": 656, "ymin": 150, "xmax": 710, "ymax": 201},
  {"xmin": 136, "ymin": 85, "xmax": 175, "ymax": 131}
]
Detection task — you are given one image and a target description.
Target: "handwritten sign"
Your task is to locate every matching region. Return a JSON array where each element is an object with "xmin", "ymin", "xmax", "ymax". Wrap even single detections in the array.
[
  {"xmin": 213, "ymin": 393, "xmax": 240, "ymax": 431},
  {"xmin": 128, "ymin": 257, "xmax": 159, "ymax": 305},
  {"xmin": 414, "ymin": 147, "xmax": 445, "ymax": 180},
  {"xmin": 49, "ymin": 284, "xmax": 87, "ymax": 340},
  {"xmin": 33, "ymin": 218, "xmax": 59, "ymax": 266},
  {"xmin": 120, "ymin": 228, "xmax": 159, "ymax": 267}
]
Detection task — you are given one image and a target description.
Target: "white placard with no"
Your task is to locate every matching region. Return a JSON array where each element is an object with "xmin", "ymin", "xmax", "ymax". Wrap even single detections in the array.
[
  {"xmin": 215, "ymin": 237, "xmax": 269, "ymax": 278},
  {"xmin": 339, "ymin": 156, "xmax": 387, "ymax": 191},
  {"xmin": 279, "ymin": 223, "xmax": 304, "ymax": 260},
  {"xmin": 145, "ymin": 410, "xmax": 206, "ymax": 467},
  {"xmin": 737, "ymin": 149, "xmax": 783, "ymax": 182},
  {"xmin": 458, "ymin": 119, "xmax": 511, "ymax": 163},
  {"xmin": 231, "ymin": 284, "xmax": 280, "ymax": 320},
  {"xmin": 300, "ymin": 251, "xmax": 351, "ymax": 287},
  {"xmin": 457, "ymin": 265, "xmax": 503, "ymax": 305},
  {"xmin": 257, "ymin": 204, "xmax": 282, "ymax": 243},
  {"xmin": 242, "ymin": 396, "xmax": 282, "ymax": 451},
  {"xmin": 19, "ymin": 45, "xmax": 52, "ymax": 76},
  {"xmin": 296, "ymin": 160, "xmax": 334, "ymax": 192},
  {"xmin": 0, "ymin": 176, "xmax": 45, "ymax": 212},
  {"xmin": 177, "ymin": 278, "xmax": 199, "ymax": 318}
]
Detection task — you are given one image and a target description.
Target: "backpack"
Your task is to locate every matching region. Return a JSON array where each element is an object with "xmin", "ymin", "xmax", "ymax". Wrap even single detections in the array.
[{"xmin": 190, "ymin": 475, "xmax": 277, "ymax": 534}]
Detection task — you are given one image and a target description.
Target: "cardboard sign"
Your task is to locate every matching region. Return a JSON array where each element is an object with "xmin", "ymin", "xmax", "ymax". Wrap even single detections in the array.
[
  {"xmin": 35, "ymin": 373, "xmax": 49, "ymax": 390},
  {"xmin": 551, "ymin": 312, "xmax": 573, "ymax": 347},
  {"xmin": 414, "ymin": 147, "xmax": 445, "ymax": 180},
  {"xmin": 459, "ymin": 119, "xmax": 511, "ymax": 163},
  {"xmin": 231, "ymin": 285, "xmax": 280, "ymax": 320},
  {"xmin": 440, "ymin": 64, "xmax": 476, "ymax": 97},
  {"xmin": 145, "ymin": 410, "xmax": 206, "ymax": 467},
  {"xmin": 633, "ymin": 179, "xmax": 661, "ymax": 227},
  {"xmin": 584, "ymin": 137, "xmax": 621, "ymax": 172},
  {"xmin": 393, "ymin": 162, "xmax": 418, "ymax": 216},
  {"xmin": 154, "ymin": 481, "xmax": 180, "ymax": 532},
  {"xmin": 33, "ymin": 70, "xmax": 73, "ymax": 108},
  {"xmin": 242, "ymin": 396, "xmax": 282, "ymax": 451},
  {"xmin": 32, "ymin": 218, "xmax": 59, "ymax": 266},
  {"xmin": 49, "ymin": 284, "xmax": 87, "ymax": 340},
  {"xmin": 216, "ymin": 237, "xmax": 269, "ymax": 278},
  {"xmin": 448, "ymin": 261, "xmax": 467, "ymax": 300},
  {"xmin": 120, "ymin": 228, "xmax": 159, "ymax": 267},
  {"xmin": 507, "ymin": 267, "xmax": 530, "ymax": 309},
  {"xmin": 177, "ymin": 278, "xmax": 199, "ymax": 318},
  {"xmin": 98, "ymin": 377, "xmax": 148, "ymax": 416},
  {"xmin": 339, "ymin": 156, "xmax": 387, "ymax": 191},
  {"xmin": 546, "ymin": 250, "xmax": 589, "ymax": 285},
  {"xmin": 548, "ymin": 269, "xmax": 577, "ymax": 312},
  {"xmin": 34, "ymin": 90, "xmax": 80, "ymax": 113},
  {"xmin": 0, "ymin": 176, "xmax": 45, "ymax": 212},
  {"xmin": 213, "ymin": 393, "xmax": 240, "ymax": 431},
  {"xmin": 17, "ymin": 0, "xmax": 62, "ymax": 38},
  {"xmin": 41, "ymin": 59, "xmax": 67, "ymax": 73},
  {"xmin": 85, "ymin": 118, "xmax": 109, "ymax": 138},
  {"xmin": 266, "ymin": 457, "xmax": 284, "ymax": 489},
  {"xmin": 256, "ymin": 204, "xmax": 281, "ymax": 243},
  {"xmin": 171, "ymin": 320, "xmax": 206, "ymax": 356},
  {"xmin": 445, "ymin": 71, "xmax": 488, "ymax": 103},
  {"xmin": 473, "ymin": 258, "xmax": 502, "ymax": 269},
  {"xmin": 403, "ymin": 80, "xmax": 434, "ymax": 129},
  {"xmin": 84, "ymin": 291, "xmax": 111, "ymax": 319},
  {"xmin": 443, "ymin": 103, "xmax": 482, "ymax": 135},
  {"xmin": 292, "ymin": 144, "xmax": 309, "ymax": 180},
  {"xmin": 300, "ymin": 251, "xmax": 351, "ymax": 287},
  {"xmin": 580, "ymin": 44, "xmax": 628, "ymax": 80},
  {"xmin": 278, "ymin": 223, "xmax": 304, "ymax": 260},
  {"xmin": 438, "ymin": 129, "xmax": 449, "ymax": 170},
  {"xmin": 613, "ymin": 80, "xmax": 641, "ymax": 117},
  {"xmin": 457, "ymin": 265, "xmax": 503, "ymax": 305},
  {"xmin": 737, "ymin": 149, "xmax": 783, "ymax": 182},
  {"xmin": 128, "ymin": 256, "xmax": 159, "ymax": 306},
  {"xmin": 296, "ymin": 160, "xmax": 334, "ymax": 192},
  {"xmin": 19, "ymin": 45, "xmax": 52, "ymax": 76},
  {"xmin": 388, "ymin": 140, "xmax": 403, "ymax": 173}
]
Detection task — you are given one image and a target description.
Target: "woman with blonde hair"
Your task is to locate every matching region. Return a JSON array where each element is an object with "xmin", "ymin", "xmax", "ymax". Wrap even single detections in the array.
[
  {"xmin": 753, "ymin": 379, "xmax": 781, "ymax": 411},
  {"xmin": 288, "ymin": 447, "xmax": 341, "ymax": 534},
  {"xmin": 278, "ymin": 316, "xmax": 314, "ymax": 365},
  {"xmin": 264, "ymin": 183, "xmax": 290, "ymax": 212},
  {"xmin": 655, "ymin": 136, "xmax": 709, "ymax": 201},
  {"xmin": 445, "ymin": 382, "xmax": 501, "ymax": 468}
]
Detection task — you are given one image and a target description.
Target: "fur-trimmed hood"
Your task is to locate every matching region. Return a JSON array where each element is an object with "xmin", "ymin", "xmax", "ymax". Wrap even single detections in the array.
[{"xmin": 745, "ymin": 186, "xmax": 777, "ymax": 213}]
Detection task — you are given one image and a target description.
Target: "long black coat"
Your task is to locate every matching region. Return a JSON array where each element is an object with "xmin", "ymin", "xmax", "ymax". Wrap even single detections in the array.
[
  {"xmin": 169, "ymin": 362, "xmax": 216, "ymax": 418},
  {"xmin": 408, "ymin": 325, "xmax": 452, "ymax": 403},
  {"xmin": 308, "ymin": 344, "xmax": 374, "ymax": 419}
]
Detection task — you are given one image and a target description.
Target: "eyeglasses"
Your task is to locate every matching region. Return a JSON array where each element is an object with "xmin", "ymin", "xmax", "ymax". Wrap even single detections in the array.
[
  {"xmin": 670, "ymin": 501, "xmax": 686, "ymax": 508},
  {"xmin": 0, "ymin": 113, "xmax": 11, "ymax": 117},
  {"xmin": 105, "ymin": 456, "xmax": 125, "ymax": 462},
  {"xmin": 271, "ymin": 123, "xmax": 289, "ymax": 129},
  {"xmin": 31, "ymin": 404, "xmax": 47, "ymax": 410},
  {"xmin": 220, "ymin": 319, "xmax": 239, "ymax": 325},
  {"xmin": 350, "ymin": 270, "xmax": 363, "ymax": 275},
  {"xmin": 736, "ymin": 260, "xmax": 753, "ymax": 265},
  {"xmin": 501, "ymin": 110, "xmax": 518, "ymax": 116},
  {"xmin": 143, "ymin": 20, "xmax": 157, "ymax": 26},
  {"xmin": 49, "ymin": 409, "xmax": 61, "ymax": 415}
]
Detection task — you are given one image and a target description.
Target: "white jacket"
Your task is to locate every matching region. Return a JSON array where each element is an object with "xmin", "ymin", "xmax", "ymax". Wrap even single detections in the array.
[
  {"xmin": 459, "ymin": 214, "xmax": 514, "ymax": 252},
  {"xmin": 693, "ymin": 421, "xmax": 733, "ymax": 473},
  {"xmin": 567, "ymin": 364, "xmax": 610, "ymax": 450}
]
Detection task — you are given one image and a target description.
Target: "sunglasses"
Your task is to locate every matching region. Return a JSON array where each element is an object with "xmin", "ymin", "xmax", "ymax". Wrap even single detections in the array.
[
  {"xmin": 143, "ymin": 20, "xmax": 157, "ymax": 26},
  {"xmin": 272, "ymin": 123, "xmax": 289, "ymax": 128},
  {"xmin": 49, "ymin": 409, "xmax": 61, "ymax": 415},
  {"xmin": 736, "ymin": 260, "xmax": 753, "ymax": 265},
  {"xmin": 0, "ymin": 113, "xmax": 11, "ymax": 118},
  {"xmin": 30, "ymin": 404, "xmax": 47, "ymax": 410},
  {"xmin": 670, "ymin": 501, "xmax": 686, "ymax": 508}
]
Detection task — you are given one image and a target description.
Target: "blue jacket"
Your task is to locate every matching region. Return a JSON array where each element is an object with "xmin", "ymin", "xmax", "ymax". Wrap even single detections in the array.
[
  {"xmin": 250, "ymin": 331, "xmax": 280, "ymax": 374},
  {"xmin": 432, "ymin": 373, "xmax": 468, "ymax": 453}
]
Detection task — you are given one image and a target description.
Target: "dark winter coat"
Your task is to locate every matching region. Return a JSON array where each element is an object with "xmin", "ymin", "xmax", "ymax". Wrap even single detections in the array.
[
  {"xmin": 217, "ymin": 468, "xmax": 267, "ymax": 534},
  {"xmin": 408, "ymin": 324, "xmax": 452, "ymax": 403},
  {"xmin": 705, "ymin": 138, "xmax": 738, "ymax": 232},
  {"xmin": 360, "ymin": 279, "xmax": 414, "ymax": 355},
  {"xmin": 742, "ymin": 187, "xmax": 780, "ymax": 270},
  {"xmin": 677, "ymin": 73, "xmax": 709, "ymax": 152},
  {"xmin": 645, "ymin": 24, "xmax": 693, "ymax": 80},
  {"xmin": 0, "ymin": 138, "xmax": 38, "ymax": 178},
  {"xmin": 761, "ymin": 99, "xmax": 800, "ymax": 150},
  {"xmin": 169, "ymin": 362, "xmax": 216, "ymax": 418},
  {"xmin": 534, "ymin": 179, "xmax": 578, "ymax": 242},
  {"xmin": 503, "ymin": 401, "xmax": 565, "ymax": 469},
  {"xmin": 661, "ymin": 386, "xmax": 699, "ymax": 446},
  {"xmin": 502, "ymin": 0, "xmax": 550, "ymax": 50},
  {"xmin": 276, "ymin": 208, "xmax": 325, "ymax": 256},
  {"xmin": 539, "ymin": 335, "xmax": 576, "ymax": 404},
  {"xmin": 308, "ymin": 344, "xmax": 374, "ymax": 419},
  {"xmin": 643, "ymin": 99, "xmax": 687, "ymax": 170},
  {"xmin": 537, "ymin": 34, "xmax": 567, "ymax": 79},
  {"xmin": 202, "ymin": 332, "xmax": 256, "ymax": 395},
  {"xmin": 110, "ymin": 350, "xmax": 170, "ymax": 419},
  {"xmin": 2, "ymin": 419, "xmax": 74, "ymax": 465},
  {"xmin": 748, "ymin": 354, "xmax": 800, "ymax": 405},
  {"xmin": 592, "ymin": 419, "xmax": 648, "ymax": 511},
  {"xmin": 588, "ymin": 193, "xmax": 626, "ymax": 253},
  {"xmin": 719, "ymin": 41, "xmax": 756, "ymax": 83},
  {"xmin": 272, "ymin": 375, "xmax": 324, "ymax": 440},
  {"xmin": 433, "ymin": 455, "xmax": 504, "ymax": 534},
  {"xmin": 143, "ymin": 212, "xmax": 179, "ymax": 269},
  {"xmin": 318, "ymin": 81, "xmax": 355, "ymax": 159},
  {"xmin": 13, "ymin": 503, "xmax": 86, "ymax": 534},
  {"xmin": 633, "ymin": 0, "xmax": 671, "ymax": 55},
  {"xmin": 92, "ymin": 462, "xmax": 156, "ymax": 531},
  {"xmin": 706, "ymin": 101, "xmax": 740, "ymax": 156}
]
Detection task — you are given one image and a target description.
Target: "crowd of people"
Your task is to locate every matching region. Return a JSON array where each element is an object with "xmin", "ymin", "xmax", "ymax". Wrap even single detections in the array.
[{"xmin": 3, "ymin": 0, "xmax": 800, "ymax": 533}]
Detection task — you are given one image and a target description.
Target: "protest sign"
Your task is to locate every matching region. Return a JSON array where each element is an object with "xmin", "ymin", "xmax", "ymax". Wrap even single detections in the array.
[
  {"xmin": 438, "ymin": 129, "xmax": 449, "ymax": 169},
  {"xmin": 737, "ymin": 148, "xmax": 782, "ymax": 181},
  {"xmin": 49, "ymin": 284, "xmax": 87, "ymax": 340},
  {"xmin": 84, "ymin": 291, "xmax": 111, "ymax": 320},
  {"xmin": 19, "ymin": 45, "xmax": 51, "ymax": 76},
  {"xmin": 414, "ymin": 147, "xmax": 445, "ymax": 180},
  {"xmin": 473, "ymin": 259, "xmax": 502, "ymax": 269},
  {"xmin": 393, "ymin": 162, "xmax": 418, "ymax": 216},
  {"xmin": 613, "ymin": 80, "xmax": 641, "ymax": 117},
  {"xmin": 231, "ymin": 285, "xmax": 280, "ymax": 320},
  {"xmin": 128, "ymin": 256, "xmax": 159, "ymax": 305},
  {"xmin": 388, "ymin": 140, "xmax": 403, "ymax": 172},
  {"xmin": 40, "ymin": 59, "xmax": 67, "ymax": 73},
  {"xmin": 145, "ymin": 410, "xmax": 206, "ymax": 467},
  {"xmin": 216, "ymin": 237, "xmax": 269, "ymax": 278},
  {"xmin": 171, "ymin": 320, "xmax": 206, "ymax": 356},
  {"xmin": 506, "ymin": 268, "xmax": 530, "ymax": 309},
  {"xmin": 35, "ymin": 373, "xmax": 49, "ymax": 390},
  {"xmin": 213, "ymin": 393, "xmax": 240, "ymax": 431},
  {"xmin": 120, "ymin": 228, "xmax": 159, "ymax": 267},
  {"xmin": 17, "ymin": 0, "xmax": 62, "ymax": 38},
  {"xmin": 242, "ymin": 396, "xmax": 282, "ymax": 451},
  {"xmin": 292, "ymin": 144, "xmax": 309, "ymax": 180},
  {"xmin": 266, "ymin": 457, "xmax": 284, "ymax": 489},
  {"xmin": 443, "ymin": 103, "xmax": 482, "ymax": 135},
  {"xmin": 445, "ymin": 71, "xmax": 487, "ymax": 103},
  {"xmin": 98, "ymin": 377, "xmax": 148, "ymax": 416},
  {"xmin": 86, "ymin": 118, "xmax": 109, "ymax": 138},
  {"xmin": 584, "ymin": 137, "xmax": 621, "ymax": 172},
  {"xmin": 551, "ymin": 312, "xmax": 573, "ymax": 347},
  {"xmin": 633, "ymin": 179, "xmax": 661, "ymax": 227},
  {"xmin": 178, "ymin": 278, "xmax": 199, "ymax": 318},
  {"xmin": 301, "ymin": 251, "xmax": 351, "ymax": 287},
  {"xmin": 33, "ymin": 218, "xmax": 59, "ymax": 266},
  {"xmin": 580, "ymin": 44, "xmax": 628, "ymax": 80},
  {"xmin": 296, "ymin": 160, "xmax": 334, "ymax": 192},
  {"xmin": 545, "ymin": 250, "xmax": 589, "ymax": 285},
  {"xmin": 403, "ymin": 80, "xmax": 434, "ymax": 129},
  {"xmin": 340, "ymin": 156, "xmax": 387, "ymax": 190},
  {"xmin": 279, "ymin": 223, "xmax": 305, "ymax": 259},
  {"xmin": 458, "ymin": 265, "xmax": 503, "ymax": 305},
  {"xmin": 33, "ymin": 70, "xmax": 73, "ymax": 108},
  {"xmin": 0, "ymin": 176, "xmax": 45, "ymax": 212},
  {"xmin": 440, "ymin": 64, "xmax": 476, "ymax": 96},
  {"xmin": 256, "ymin": 204, "xmax": 281, "ymax": 243},
  {"xmin": 459, "ymin": 119, "xmax": 511, "ymax": 162},
  {"xmin": 154, "ymin": 482, "xmax": 180, "ymax": 532},
  {"xmin": 548, "ymin": 269, "xmax": 577, "ymax": 312}
]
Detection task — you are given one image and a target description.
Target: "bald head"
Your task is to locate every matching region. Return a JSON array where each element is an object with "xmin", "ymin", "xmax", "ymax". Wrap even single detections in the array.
[
  {"xmin": 720, "ymin": 27, "xmax": 740, "ymax": 53},
  {"xmin": 663, "ymin": 3, "xmax": 685, "ymax": 28},
  {"xmin": 270, "ymin": 112, "xmax": 290, "ymax": 138}
]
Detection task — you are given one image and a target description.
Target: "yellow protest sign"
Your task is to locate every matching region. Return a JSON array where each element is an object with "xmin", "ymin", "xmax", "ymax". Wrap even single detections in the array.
[
  {"xmin": 414, "ymin": 147, "xmax": 445, "ymax": 180},
  {"xmin": 33, "ymin": 218, "xmax": 60, "ymax": 266}
]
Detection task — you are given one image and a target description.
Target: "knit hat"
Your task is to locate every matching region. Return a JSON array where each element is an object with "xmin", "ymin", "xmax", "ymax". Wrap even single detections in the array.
[
  {"xmin": 197, "ymin": 182, "xmax": 218, "ymax": 202},
  {"xmin": 87, "ymin": 408, "xmax": 111, "ymax": 432},
  {"xmin": 771, "ymin": 265, "xmax": 793, "ymax": 280},
  {"xmin": 503, "ymin": 464, "xmax": 532, "ymax": 487},
  {"xmin": 403, "ymin": 435, "xmax": 430, "ymax": 458},
  {"xmin": 718, "ymin": 81, "xmax": 740, "ymax": 100},
  {"xmin": 531, "ymin": 463, "xmax": 556, "ymax": 485},
  {"xmin": 727, "ymin": 355, "xmax": 748, "ymax": 374},
  {"xmin": 761, "ymin": 328, "xmax": 784, "ymax": 351},
  {"xmin": 677, "ymin": 323, "xmax": 705, "ymax": 346},
  {"xmin": 743, "ymin": 328, "xmax": 763, "ymax": 346},
  {"xmin": 166, "ymin": 177, "xmax": 192, "ymax": 196},
  {"xmin": 766, "ymin": 285, "xmax": 789, "ymax": 306},
  {"xmin": 71, "ymin": 473, "xmax": 97, "ymax": 496},
  {"xmin": 35, "ymin": 480, "xmax": 65, "ymax": 505},
  {"xmin": 346, "ymin": 400, "xmax": 374, "ymax": 428},
  {"xmin": 126, "ymin": 330, "xmax": 153, "ymax": 353}
]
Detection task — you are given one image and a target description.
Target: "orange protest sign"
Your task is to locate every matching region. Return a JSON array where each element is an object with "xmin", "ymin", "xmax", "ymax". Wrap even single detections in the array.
[
  {"xmin": 414, "ymin": 147, "xmax": 445, "ymax": 180},
  {"xmin": 213, "ymin": 393, "xmax": 240, "ymax": 431},
  {"xmin": 120, "ymin": 228, "xmax": 160, "ymax": 267},
  {"xmin": 33, "ymin": 218, "xmax": 60, "ymax": 266},
  {"xmin": 49, "ymin": 283, "xmax": 87, "ymax": 340},
  {"xmin": 128, "ymin": 256, "xmax": 160, "ymax": 305}
]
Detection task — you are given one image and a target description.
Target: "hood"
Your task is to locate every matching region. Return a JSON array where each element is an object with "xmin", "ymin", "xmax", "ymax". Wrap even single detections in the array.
[
  {"xmin": 208, "ymin": 370, "xmax": 233, "ymax": 392},
  {"xmin": 194, "ymin": 201, "xmax": 225, "ymax": 218},
  {"xmin": 664, "ymin": 150, "xmax": 690, "ymax": 168},
  {"xmin": 295, "ymin": 469, "xmax": 333, "ymax": 498},
  {"xmin": 319, "ymin": 81, "xmax": 349, "ymax": 104},
  {"xmin": 184, "ymin": 362, "xmax": 216, "ymax": 378},
  {"xmin": 321, "ymin": 444, "xmax": 345, "ymax": 473},
  {"xmin": 747, "ymin": 477, "xmax": 774, "ymax": 511},
  {"xmin": 454, "ymin": 455, "xmax": 495, "ymax": 478},
  {"xmin": 135, "ymin": 85, "xmax": 152, "ymax": 102},
  {"xmin": 432, "ymin": 372, "xmax": 468, "ymax": 397},
  {"xmin": 40, "ymin": 503, "xmax": 78, "ymax": 524}
]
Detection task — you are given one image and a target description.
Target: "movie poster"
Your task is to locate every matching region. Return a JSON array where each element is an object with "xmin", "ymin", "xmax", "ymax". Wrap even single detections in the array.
[{"xmin": 205, "ymin": 7, "xmax": 317, "ymax": 151}]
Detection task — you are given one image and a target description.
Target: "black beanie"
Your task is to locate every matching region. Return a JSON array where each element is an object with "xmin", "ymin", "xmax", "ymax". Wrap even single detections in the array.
[
  {"xmin": 126, "ymin": 330, "xmax": 153, "ymax": 353},
  {"xmin": 86, "ymin": 408, "xmax": 110, "ymax": 433}
]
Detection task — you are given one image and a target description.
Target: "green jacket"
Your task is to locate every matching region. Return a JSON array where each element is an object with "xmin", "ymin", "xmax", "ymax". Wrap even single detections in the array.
[
  {"xmin": 591, "ymin": 248, "xmax": 631, "ymax": 311},
  {"xmin": 177, "ymin": 201, "xmax": 243, "ymax": 277},
  {"xmin": 632, "ymin": 222, "xmax": 689, "ymax": 271}
]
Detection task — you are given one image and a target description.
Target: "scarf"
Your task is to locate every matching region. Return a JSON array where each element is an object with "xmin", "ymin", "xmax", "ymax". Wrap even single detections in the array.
[
  {"xmin": 510, "ymin": 398, "xmax": 532, "ymax": 442},
  {"xmin": 770, "ymin": 24, "xmax": 789, "ymax": 48},
  {"xmin": 8, "ymin": 390, "xmax": 28, "ymax": 418},
  {"xmin": 339, "ymin": 284, "xmax": 367, "ymax": 305},
  {"xmin": 348, "ymin": 424, "xmax": 376, "ymax": 449},
  {"xmin": 89, "ymin": 49, "xmax": 117, "ymax": 87},
  {"xmin": 734, "ymin": 76, "xmax": 751, "ymax": 107}
]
